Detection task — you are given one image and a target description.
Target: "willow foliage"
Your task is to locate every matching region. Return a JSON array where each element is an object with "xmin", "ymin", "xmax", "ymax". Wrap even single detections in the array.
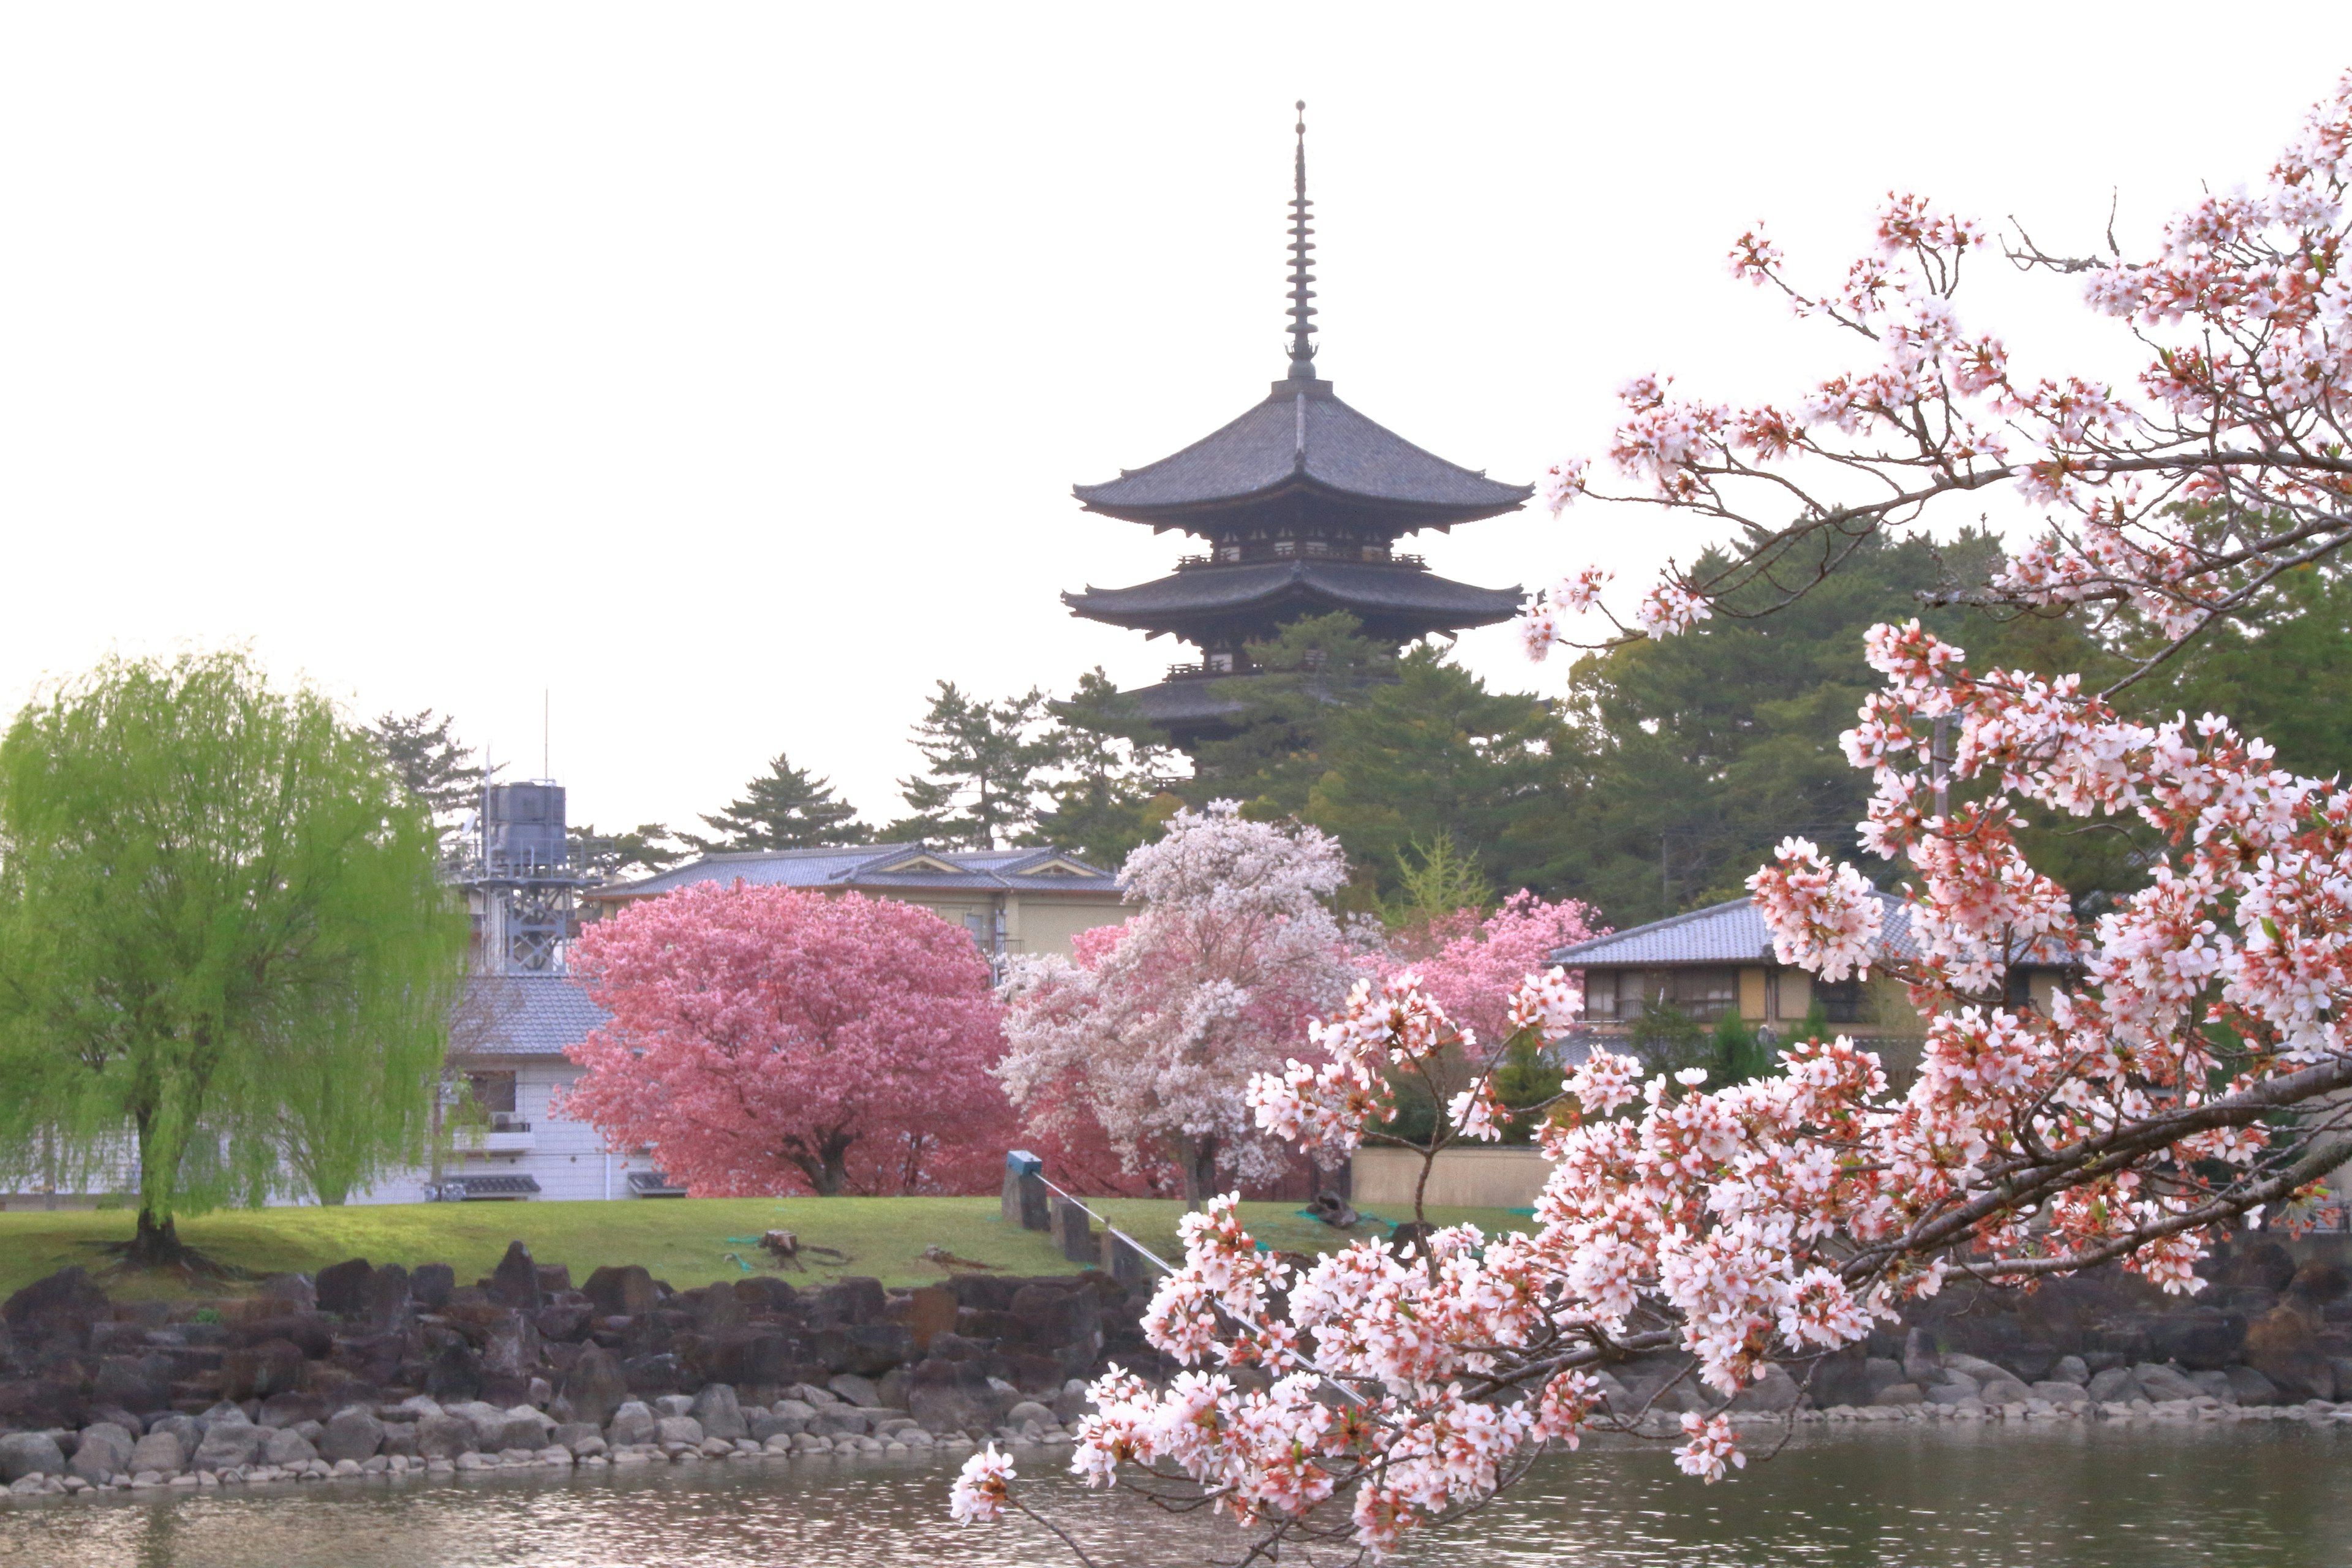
[{"xmin": 0, "ymin": 652, "xmax": 467, "ymax": 1242}]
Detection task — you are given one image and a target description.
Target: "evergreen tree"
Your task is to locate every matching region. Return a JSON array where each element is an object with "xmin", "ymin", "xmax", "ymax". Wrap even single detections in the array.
[
  {"xmin": 571, "ymin": 821, "xmax": 690, "ymax": 880},
  {"xmin": 684, "ymin": 753, "xmax": 869, "ymax": 852},
  {"xmin": 1188, "ymin": 613, "xmax": 1398, "ymax": 815},
  {"xmin": 892, "ymin": 683, "xmax": 1058, "ymax": 850},
  {"xmin": 368, "ymin": 707, "xmax": 488, "ymax": 844},
  {"xmin": 1033, "ymin": 669, "xmax": 1181, "ymax": 867}
]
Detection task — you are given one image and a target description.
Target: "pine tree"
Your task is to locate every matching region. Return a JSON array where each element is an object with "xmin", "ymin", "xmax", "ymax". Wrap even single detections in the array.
[
  {"xmin": 892, "ymin": 684, "xmax": 1058, "ymax": 849},
  {"xmin": 684, "ymin": 753, "xmax": 869, "ymax": 852},
  {"xmin": 368, "ymin": 708, "xmax": 488, "ymax": 843},
  {"xmin": 1033, "ymin": 669, "xmax": 1181, "ymax": 867}
]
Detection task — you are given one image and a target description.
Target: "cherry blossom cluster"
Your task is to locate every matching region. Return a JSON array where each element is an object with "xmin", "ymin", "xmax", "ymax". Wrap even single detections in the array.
[{"xmin": 1518, "ymin": 72, "xmax": 2352, "ymax": 674}]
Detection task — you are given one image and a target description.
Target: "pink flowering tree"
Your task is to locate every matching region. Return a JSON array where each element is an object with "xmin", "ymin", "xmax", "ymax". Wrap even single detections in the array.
[
  {"xmin": 995, "ymin": 802, "xmax": 1365, "ymax": 1204},
  {"xmin": 1387, "ymin": 891, "xmax": 1604, "ymax": 1049},
  {"xmin": 952, "ymin": 75, "xmax": 2352, "ymax": 1561},
  {"xmin": 562, "ymin": 884, "xmax": 1011, "ymax": 1196}
]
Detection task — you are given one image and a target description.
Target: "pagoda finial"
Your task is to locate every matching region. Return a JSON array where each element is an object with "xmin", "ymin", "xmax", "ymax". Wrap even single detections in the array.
[{"xmin": 1286, "ymin": 100, "xmax": 1317, "ymax": 382}]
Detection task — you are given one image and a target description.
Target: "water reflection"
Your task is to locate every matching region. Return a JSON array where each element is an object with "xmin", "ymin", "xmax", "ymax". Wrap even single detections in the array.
[{"xmin": 1, "ymin": 1425, "xmax": 2343, "ymax": 1568}]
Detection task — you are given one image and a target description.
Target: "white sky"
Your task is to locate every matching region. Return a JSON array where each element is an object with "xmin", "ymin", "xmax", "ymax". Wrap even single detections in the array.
[{"xmin": 2, "ymin": 6, "xmax": 2346, "ymax": 834}]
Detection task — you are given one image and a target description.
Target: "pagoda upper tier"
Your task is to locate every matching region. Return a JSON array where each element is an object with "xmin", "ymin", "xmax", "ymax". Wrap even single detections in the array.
[
  {"xmin": 1072, "ymin": 371, "xmax": 1531, "ymax": 542},
  {"xmin": 1060, "ymin": 103, "xmax": 1528, "ymax": 745}
]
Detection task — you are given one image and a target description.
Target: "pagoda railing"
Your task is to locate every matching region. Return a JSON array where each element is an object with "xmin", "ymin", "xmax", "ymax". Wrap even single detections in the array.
[{"xmin": 1172, "ymin": 549, "xmax": 1429, "ymax": 570}]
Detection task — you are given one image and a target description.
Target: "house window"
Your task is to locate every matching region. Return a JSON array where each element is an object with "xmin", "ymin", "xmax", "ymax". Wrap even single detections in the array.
[
  {"xmin": 466, "ymin": 1071, "xmax": 517, "ymax": 1115},
  {"xmin": 1815, "ymin": 978, "xmax": 1872, "ymax": 1025},
  {"xmin": 1586, "ymin": 968, "xmax": 1739, "ymax": 1023}
]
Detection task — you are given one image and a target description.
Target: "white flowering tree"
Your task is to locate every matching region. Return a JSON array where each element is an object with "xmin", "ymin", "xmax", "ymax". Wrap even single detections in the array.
[
  {"xmin": 995, "ymin": 802, "xmax": 1365, "ymax": 1204},
  {"xmin": 955, "ymin": 74, "xmax": 2352, "ymax": 1562}
]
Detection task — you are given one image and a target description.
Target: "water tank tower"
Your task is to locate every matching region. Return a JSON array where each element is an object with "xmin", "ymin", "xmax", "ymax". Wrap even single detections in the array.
[{"xmin": 462, "ymin": 781, "xmax": 586, "ymax": 973}]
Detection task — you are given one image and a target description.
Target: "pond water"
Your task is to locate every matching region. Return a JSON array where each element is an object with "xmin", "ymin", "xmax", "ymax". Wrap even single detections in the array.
[{"xmin": 1, "ymin": 1424, "xmax": 2344, "ymax": 1568}]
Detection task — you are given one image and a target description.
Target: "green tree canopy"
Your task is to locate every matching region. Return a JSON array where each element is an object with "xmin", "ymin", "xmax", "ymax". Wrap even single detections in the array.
[
  {"xmin": 892, "ymin": 682, "xmax": 1058, "ymax": 849},
  {"xmin": 1033, "ymin": 669, "xmax": 1181, "ymax": 867},
  {"xmin": 684, "ymin": 752, "xmax": 869, "ymax": 853},
  {"xmin": 571, "ymin": 821, "xmax": 690, "ymax": 880},
  {"xmin": 0, "ymin": 652, "xmax": 469, "ymax": 1262},
  {"xmin": 368, "ymin": 707, "xmax": 487, "ymax": 846}
]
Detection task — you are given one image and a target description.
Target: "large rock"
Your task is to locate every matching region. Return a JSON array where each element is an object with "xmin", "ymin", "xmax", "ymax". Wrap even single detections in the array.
[
  {"xmin": 412, "ymin": 1264, "xmax": 457, "ymax": 1310},
  {"xmin": 3, "ymin": 1267, "xmax": 110, "ymax": 1348},
  {"xmin": 483, "ymin": 1313, "xmax": 543, "ymax": 1381},
  {"xmin": 812, "ymin": 1278, "xmax": 888, "ymax": 1329},
  {"xmin": 263, "ymin": 1427, "xmax": 319, "ymax": 1466},
  {"xmin": 2223, "ymin": 1241, "xmax": 2299, "ymax": 1293},
  {"xmin": 688, "ymin": 1383, "xmax": 748, "ymax": 1440},
  {"xmin": 69, "ymin": 1422, "xmax": 134, "ymax": 1482},
  {"xmin": 488, "ymin": 1242, "xmax": 544, "ymax": 1311},
  {"xmin": 2132, "ymin": 1362, "xmax": 2203, "ymax": 1403},
  {"xmin": 315, "ymin": 1257, "xmax": 375, "ymax": 1317},
  {"xmin": 2088, "ymin": 1366, "xmax": 2141, "ymax": 1402},
  {"xmin": 221, "ymin": 1339, "xmax": 304, "ymax": 1401},
  {"xmin": 653, "ymin": 1415, "xmax": 704, "ymax": 1446},
  {"xmin": 412, "ymin": 1413, "xmax": 477, "ymax": 1458},
  {"xmin": 92, "ymin": 1353, "xmax": 175, "ymax": 1414},
  {"xmin": 907, "ymin": 1357, "xmax": 1007, "ymax": 1434},
  {"xmin": 606, "ymin": 1401, "xmax": 657, "ymax": 1446},
  {"xmin": 561, "ymin": 1344, "xmax": 629, "ymax": 1429},
  {"xmin": 827, "ymin": 1374, "xmax": 881, "ymax": 1408},
  {"xmin": 2033, "ymin": 1381, "xmax": 2090, "ymax": 1406},
  {"xmin": 583, "ymin": 1265, "xmax": 660, "ymax": 1319},
  {"xmin": 494, "ymin": 1405, "xmax": 554, "ymax": 1451},
  {"xmin": 812, "ymin": 1323, "xmax": 913, "ymax": 1377},
  {"xmin": 0, "ymin": 1431, "xmax": 65, "ymax": 1482},
  {"xmin": 1727, "ymin": 1365, "xmax": 1801, "ymax": 1412},
  {"xmin": 320, "ymin": 1406, "xmax": 386, "ymax": 1464},
  {"xmin": 1871, "ymin": 1383, "xmax": 1923, "ymax": 1406},
  {"xmin": 1978, "ymin": 1376, "xmax": 2035, "ymax": 1406},
  {"xmin": 129, "ymin": 1428, "xmax": 187, "ymax": 1476},
  {"xmin": 1900, "ymin": 1329, "xmax": 1940, "ymax": 1385},
  {"xmin": 369, "ymin": 1264, "xmax": 414, "ymax": 1329},
  {"xmin": 2242, "ymin": 1304, "xmax": 2334, "ymax": 1401},
  {"xmin": 191, "ymin": 1422, "xmax": 268, "ymax": 1470},
  {"xmin": 2051, "ymin": 1355, "xmax": 2090, "ymax": 1386},
  {"xmin": 2223, "ymin": 1364, "xmax": 2281, "ymax": 1404}
]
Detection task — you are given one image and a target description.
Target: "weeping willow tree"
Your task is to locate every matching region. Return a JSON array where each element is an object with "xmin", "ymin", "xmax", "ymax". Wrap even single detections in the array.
[{"xmin": 0, "ymin": 651, "xmax": 467, "ymax": 1265}]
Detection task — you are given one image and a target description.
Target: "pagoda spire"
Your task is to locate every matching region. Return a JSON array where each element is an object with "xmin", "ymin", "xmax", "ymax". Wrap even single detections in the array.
[{"xmin": 1286, "ymin": 100, "xmax": 1317, "ymax": 382}]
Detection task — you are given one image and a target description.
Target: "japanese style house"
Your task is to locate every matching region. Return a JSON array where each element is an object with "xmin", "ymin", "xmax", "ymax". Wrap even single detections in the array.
[{"xmin": 1062, "ymin": 105, "xmax": 1529, "ymax": 747}]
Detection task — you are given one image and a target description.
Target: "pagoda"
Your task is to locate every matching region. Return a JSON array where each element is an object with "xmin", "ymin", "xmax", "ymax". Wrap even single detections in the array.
[{"xmin": 1063, "ymin": 104, "xmax": 1529, "ymax": 748}]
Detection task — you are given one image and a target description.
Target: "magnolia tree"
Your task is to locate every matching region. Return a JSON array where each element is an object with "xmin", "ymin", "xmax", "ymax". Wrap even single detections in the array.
[
  {"xmin": 996, "ymin": 803, "xmax": 1363, "ymax": 1203},
  {"xmin": 563, "ymin": 884, "xmax": 1009, "ymax": 1196},
  {"xmin": 954, "ymin": 75, "xmax": 2352, "ymax": 1560}
]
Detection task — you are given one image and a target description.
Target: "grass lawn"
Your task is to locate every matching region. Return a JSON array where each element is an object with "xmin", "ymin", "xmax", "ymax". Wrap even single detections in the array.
[{"xmin": 0, "ymin": 1196, "xmax": 1531, "ymax": 1302}]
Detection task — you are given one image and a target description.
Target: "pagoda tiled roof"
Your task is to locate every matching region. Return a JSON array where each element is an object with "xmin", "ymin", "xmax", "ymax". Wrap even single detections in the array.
[
  {"xmin": 1074, "ymin": 380, "xmax": 1531, "ymax": 529},
  {"xmin": 1063, "ymin": 557, "xmax": 1523, "ymax": 630}
]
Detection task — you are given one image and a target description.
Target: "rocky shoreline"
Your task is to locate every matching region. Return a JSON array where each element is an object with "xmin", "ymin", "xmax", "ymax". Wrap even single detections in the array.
[{"xmin": 4, "ymin": 1232, "xmax": 2349, "ymax": 1507}]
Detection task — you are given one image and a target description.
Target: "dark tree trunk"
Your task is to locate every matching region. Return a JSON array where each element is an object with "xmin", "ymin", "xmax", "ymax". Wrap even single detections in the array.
[
  {"xmin": 121, "ymin": 1208, "xmax": 195, "ymax": 1268},
  {"xmin": 1180, "ymin": 1134, "xmax": 1221, "ymax": 1210}
]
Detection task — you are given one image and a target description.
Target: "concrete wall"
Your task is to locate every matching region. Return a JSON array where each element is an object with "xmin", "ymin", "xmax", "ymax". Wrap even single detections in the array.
[{"xmin": 1351, "ymin": 1147, "xmax": 1549, "ymax": 1211}]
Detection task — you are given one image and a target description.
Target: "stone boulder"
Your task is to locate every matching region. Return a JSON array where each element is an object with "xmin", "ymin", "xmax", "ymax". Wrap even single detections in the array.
[
  {"xmin": 2132, "ymin": 1362, "xmax": 2203, "ymax": 1403},
  {"xmin": 561, "ymin": 1344, "xmax": 629, "ymax": 1429},
  {"xmin": 494, "ymin": 1405, "xmax": 554, "ymax": 1451},
  {"xmin": 1872, "ymin": 1383, "xmax": 1923, "ymax": 1406},
  {"xmin": 221, "ymin": 1338, "xmax": 305, "ymax": 1401},
  {"xmin": 92, "ymin": 1353, "xmax": 175, "ymax": 1414},
  {"xmin": 2223, "ymin": 1364, "xmax": 2281, "ymax": 1404},
  {"xmin": 2088, "ymin": 1366, "xmax": 2141, "ymax": 1402},
  {"xmin": 263, "ymin": 1427, "xmax": 320, "ymax": 1466},
  {"xmin": 4, "ymin": 1267, "xmax": 110, "ymax": 1348},
  {"xmin": 69, "ymin": 1422, "xmax": 134, "ymax": 1482},
  {"xmin": 320, "ymin": 1406, "xmax": 386, "ymax": 1464},
  {"xmin": 812, "ymin": 1323, "xmax": 913, "ymax": 1378},
  {"xmin": 1978, "ymin": 1376, "xmax": 2035, "ymax": 1406},
  {"xmin": 191, "ymin": 1422, "xmax": 268, "ymax": 1471},
  {"xmin": 2032, "ymin": 1381, "xmax": 2090, "ymax": 1406},
  {"xmin": 584, "ymin": 1265, "xmax": 659, "ymax": 1319},
  {"xmin": 412, "ymin": 1263, "xmax": 457, "ymax": 1310},
  {"xmin": 0, "ymin": 1431, "xmax": 65, "ymax": 1482},
  {"xmin": 812, "ymin": 1277, "xmax": 888, "ymax": 1329},
  {"xmin": 654, "ymin": 1415, "xmax": 704, "ymax": 1447},
  {"xmin": 907, "ymin": 1357, "xmax": 1008, "ymax": 1434},
  {"xmin": 688, "ymin": 1383, "xmax": 748, "ymax": 1440},
  {"xmin": 368, "ymin": 1264, "xmax": 414, "ymax": 1329},
  {"xmin": 488, "ymin": 1241, "xmax": 544, "ymax": 1311},
  {"xmin": 748, "ymin": 1406, "xmax": 807, "ymax": 1442},
  {"xmin": 826, "ymin": 1374, "xmax": 881, "ymax": 1408},
  {"xmin": 2242, "ymin": 1304, "xmax": 2334, "ymax": 1401},
  {"xmin": 607, "ymin": 1401, "xmax": 657, "ymax": 1447},
  {"xmin": 129, "ymin": 1428, "xmax": 187, "ymax": 1476},
  {"xmin": 1940, "ymin": 1353, "xmax": 2010, "ymax": 1385},
  {"xmin": 2222, "ymin": 1241, "xmax": 2299, "ymax": 1293},
  {"xmin": 412, "ymin": 1413, "xmax": 477, "ymax": 1459},
  {"xmin": 2050, "ymin": 1355, "xmax": 2090, "ymax": 1386},
  {"xmin": 315, "ymin": 1257, "xmax": 375, "ymax": 1317},
  {"xmin": 1727, "ymin": 1365, "xmax": 1801, "ymax": 1412}
]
